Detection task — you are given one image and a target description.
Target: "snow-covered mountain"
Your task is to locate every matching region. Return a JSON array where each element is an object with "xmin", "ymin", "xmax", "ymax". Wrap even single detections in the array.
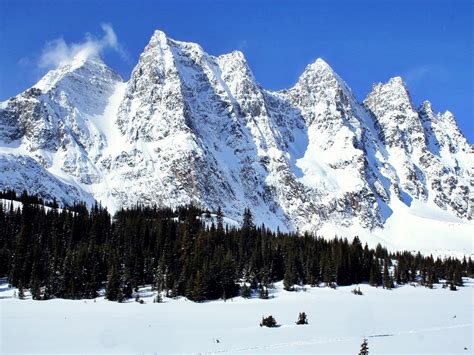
[{"xmin": 1, "ymin": 30, "xmax": 472, "ymax": 252}]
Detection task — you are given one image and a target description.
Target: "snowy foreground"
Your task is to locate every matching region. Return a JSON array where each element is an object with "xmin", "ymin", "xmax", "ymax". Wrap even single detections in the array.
[{"xmin": 1, "ymin": 280, "xmax": 472, "ymax": 354}]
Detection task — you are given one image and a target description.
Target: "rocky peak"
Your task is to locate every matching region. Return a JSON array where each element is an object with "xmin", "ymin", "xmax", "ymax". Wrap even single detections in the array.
[
  {"xmin": 363, "ymin": 76, "xmax": 426, "ymax": 152},
  {"xmin": 149, "ymin": 29, "xmax": 168, "ymax": 45},
  {"xmin": 364, "ymin": 76, "xmax": 413, "ymax": 116},
  {"xmin": 419, "ymin": 100, "xmax": 434, "ymax": 114},
  {"xmin": 35, "ymin": 55, "xmax": 121, "ymax": 95},
  {"xmin": 116, "ymin": 30, "xmax": 188, "ymax": 142},
  {"xmin": 294, "ymin": 57, "xmax": 346, "ymax": 91},
  {"xmin": 288, "ymin": 57, "xmax": 361, "ymax": 130},
  {"xmin": 217, "ymin": 50, "xmax": 253, "ymax": 79}
]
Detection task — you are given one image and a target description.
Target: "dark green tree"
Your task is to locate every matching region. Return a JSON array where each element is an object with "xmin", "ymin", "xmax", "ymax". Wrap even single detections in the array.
[{"xmin": 359, "ymin": 338, "xmax": 369, "ymax": 355}]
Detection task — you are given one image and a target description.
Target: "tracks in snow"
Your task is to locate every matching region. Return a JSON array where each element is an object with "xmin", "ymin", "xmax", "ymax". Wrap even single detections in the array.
[{"xmin": 205, "ymin": 323, "xmax": 472, "ymax": 353}]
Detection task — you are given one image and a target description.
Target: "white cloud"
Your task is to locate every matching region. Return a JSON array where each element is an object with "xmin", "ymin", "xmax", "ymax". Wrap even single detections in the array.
[
  {"xmin": 237, "ymin": 39, "xmax": 248, "ymax": 50},
  {"xmin": 39, "ymin": 23, "xmax": 126, "ymax": 69},
  {"xmin": 403, "ymin": 65, "xmax": 430, "ymax": 86},
  {"xmin": 101, "ymin": 23, "xmax": 119, "ymax": 50},
  {"xmin": 402, "ymin": 65, "xmax": 448, "ymax": 87}
]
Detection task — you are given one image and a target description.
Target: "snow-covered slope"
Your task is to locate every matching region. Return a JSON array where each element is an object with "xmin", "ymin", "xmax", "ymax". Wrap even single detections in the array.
[
  {"xmin": 0, "ymin": 30, "xmax": 472, "ymax": 253},
  {"xmin": 1, "ymin": 279, "xmax": 473, "ymax": 353}
]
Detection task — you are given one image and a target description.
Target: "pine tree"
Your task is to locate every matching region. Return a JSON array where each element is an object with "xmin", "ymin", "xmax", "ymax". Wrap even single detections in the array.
[
  {"xmin": 359, "ymin": 338, "xmax": 369, "ymax": 355},
  {"xmin": 427, "ymin": 269, "xmax": 435, "ymax": 289},
  {"xmin": 284, "ymin": 251, "xmax": 298, "ymax": 291},
  {"xmin": 453, "ymin": 263, "xmax": 464, "ymax": 287},
  {"xmin": 215, "ymin": 207, "xmax": 224, "ymax": 232},
  {"xmin": 369, "ymin": 258, "xmax": 382, "ymax": 287},
  {"xmin": 259, "ymin": 285, "xmax": 269, "ymax": 299},
  {"xmin": 30, "ymin": 279, "xmax": 42, "ymax": 300},
  {"xmin": 383, "ymin": 258, "xmax": 393, "ymax": 289},
  {"xmin": 191, "ymin": 271, "xmax": 206, "ymax": 302},
  {"xmin": 241, "ymin": 284, "xmax": 251, "ymax": 298},
  {"xmin": 242, "ymin": 208, "xmax": 254, "ymax": 230},
  {"xmin": 283, "ymin": 269, "xmax": 296, "ymax": 291},
  {"xmin": 18, "ymin": 285, "xmax": 25, "ymax": 300},
  {"xmin": 154, "ymin": 292, "xmax": 163, "ymax": 303},
  {"xmin": 106, "ymin": 263, "xmax": 120, "ymax": 301}
]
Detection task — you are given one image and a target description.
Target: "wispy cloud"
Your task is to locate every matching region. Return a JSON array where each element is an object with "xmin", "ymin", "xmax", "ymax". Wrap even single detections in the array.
[
  {"xmin": 402, "ymin": 65, "xmax": 447, "ymax": 87},
  {"xmin": 237, "ymin": 39, "xmax": 248, "ymax": 51},
  {"xmin": 17, "ymin": 56, "xmax": 32, "ymax": 68},
  {"xmin": 38, "ymin": 23, "xmax": 127, "ymax": 69}
]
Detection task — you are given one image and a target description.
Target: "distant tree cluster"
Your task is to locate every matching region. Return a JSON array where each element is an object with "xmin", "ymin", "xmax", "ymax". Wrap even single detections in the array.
[
  {"xmin": 0, "ymin": 192, "xmax": 472, "ymax": 302},
  {"xmin": 0, "ymin": 189, "xmax": 59, "ymax": 209}
]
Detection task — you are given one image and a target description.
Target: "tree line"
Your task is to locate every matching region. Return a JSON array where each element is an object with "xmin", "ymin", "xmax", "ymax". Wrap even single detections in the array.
[{"xmin": 0, "ymin": 193, "xmax": 472, "ymax": 302}]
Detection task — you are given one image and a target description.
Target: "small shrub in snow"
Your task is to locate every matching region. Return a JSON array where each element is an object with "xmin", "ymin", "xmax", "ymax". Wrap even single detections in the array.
[
  {"xmin": 260, "ymin": 315, "xmax": 277, "ymax": 327},
  {"xmin": 295, "ymin": 312, "xmax": 308, "ymax": 325},
  {"xmin": 352, "ymin": 286, "xmax": 363, "ymax": 295}
]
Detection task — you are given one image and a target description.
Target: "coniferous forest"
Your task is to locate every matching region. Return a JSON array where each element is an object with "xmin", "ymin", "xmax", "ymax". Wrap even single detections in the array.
[{"xmin": 0, "ymin": 191, "xmax": 472, "ymax": 302}]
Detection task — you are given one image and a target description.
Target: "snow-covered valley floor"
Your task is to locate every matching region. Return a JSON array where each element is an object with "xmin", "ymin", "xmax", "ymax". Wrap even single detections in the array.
[{"xmin": 1, "ymin": 280, "xmax": 472, "ymax": 354}]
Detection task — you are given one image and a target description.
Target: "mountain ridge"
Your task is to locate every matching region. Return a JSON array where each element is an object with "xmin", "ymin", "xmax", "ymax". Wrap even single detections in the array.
[{"xmin": 0, "ymin": 29, "xmax": 472, "ymax": 253}]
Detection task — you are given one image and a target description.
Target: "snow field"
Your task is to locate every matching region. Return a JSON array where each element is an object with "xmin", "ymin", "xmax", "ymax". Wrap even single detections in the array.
[{"xmin": 1, "ymin": 279, "xmax": 472, "ymax": 354}]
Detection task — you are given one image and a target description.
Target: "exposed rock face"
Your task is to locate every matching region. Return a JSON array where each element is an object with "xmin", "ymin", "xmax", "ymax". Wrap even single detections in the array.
[
  {"xmin": 0, "ymin": 30, "xmax": 472, "ymax": 233},
  {"xmin": 364, "ymin": 78, "xmax": 472, "ymax": 220}
]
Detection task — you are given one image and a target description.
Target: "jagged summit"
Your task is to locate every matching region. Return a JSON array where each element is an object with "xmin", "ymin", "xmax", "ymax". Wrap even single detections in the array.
[
  {"xmin": 308, "ymin": 57, "xmax": 333, "ymax": 71},
  {"xmin": 297, "ymin": 57, "xmax": 339, "ymax": 82},
  {"xmin": 388, "ymin": 75, "xmax": 405, "ymax": 85},
  {"xmin": 150, "ymin": 29, "xmax": 168, "ymax": 42},
  {"xmin": 0, "ymin": 29, "xmax": 472, "ymax": 253},
  {"xmin": 420, "ymin": 100, "xmax": 434, "ymax": 112},
  {"xmin": 291, "ymin": 56, "xmax": 357, "ymax": 108},
  {"xmin": 34, "ymin": 54, "xmax": 122, "ymax": 94},
  {"xmin": 365, "ymin": 76, "xmax": 412, "ymax": 108}
]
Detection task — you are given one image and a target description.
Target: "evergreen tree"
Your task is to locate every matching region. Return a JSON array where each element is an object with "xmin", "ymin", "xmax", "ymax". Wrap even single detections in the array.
[
  {"xmin": 154, "ymin": 292, "xmax": 163, "ymax": 303},
  {"xmin": 30, "ymin": 279, "xmax": 41, "ymax": 300},
  {"xmin": 241, "ymin": 284, "xmax": 251, "ymax": 298},
  {"xmin": 283, "ymin": 268, "xmax": 297, "ymax": 291},
  {"xmin": 18, "ymin": 285, "xmax": 25, "ymax": 300},
  {"xmin": 383, "ymin": 258, "xmax": 393, "ymax": 289},
  {"xmin": 216, "ymin": 207, "xmax": 224, "ymax": 232},
  {"xmin": 359, "ymin": 338, "xmax": 369, "ymax": 355},
  {"xmin": 242, "ymin": 208, "xmax": 254, "ymax": 230},
  {"xmin": 369, "ymin": 258, "xmax": 382, "ymax": 287},
  {"xmin": 106, "ymin": 262, "xmax": 120, "ymax": 301},
  {"xmin": 259, "ymin": 285, "xmax": 269, "ymax": 299}
]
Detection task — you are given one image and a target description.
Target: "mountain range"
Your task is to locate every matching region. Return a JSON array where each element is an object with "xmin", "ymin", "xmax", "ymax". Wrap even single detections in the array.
[{"xmin": 0, "ymin": 30, "xmax": 472, "ymax": 253}]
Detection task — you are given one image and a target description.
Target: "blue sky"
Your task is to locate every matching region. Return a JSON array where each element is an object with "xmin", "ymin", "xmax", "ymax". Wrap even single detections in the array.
[{"xmin": 1, "ymin": 0, "xmax": 472, "ymax": 141}]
